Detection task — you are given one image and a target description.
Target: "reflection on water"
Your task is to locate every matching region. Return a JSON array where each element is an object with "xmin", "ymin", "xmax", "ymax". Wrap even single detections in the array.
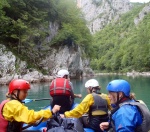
[{"xmin": 0, "ymin": 75, "xmax": 150, "ymax": 110}]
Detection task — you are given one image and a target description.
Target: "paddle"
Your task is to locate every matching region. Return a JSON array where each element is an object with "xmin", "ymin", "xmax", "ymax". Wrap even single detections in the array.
[{"xmin": 23, "ymin": 98, "xmax": 52, "ymax": 103}]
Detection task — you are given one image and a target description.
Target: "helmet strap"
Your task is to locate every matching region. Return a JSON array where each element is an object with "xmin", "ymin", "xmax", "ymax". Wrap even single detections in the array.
[
  {"xmin": 9, "ymin": 94, "xmax": 16, "ymax": 100},
  {"xmin": 11, "ymin": 90, "xmax": 22, "ymax": 102},
  {"xmin": 116, "ymin": 92, "xmax": 120, "ymax": 106},
  {"xmin": 116, "ymin": 93, "xmax": 130, "ymax": 106},
  {"xmin": 88, "ymin": 87, "xmax": 93, "ymax": 93}
]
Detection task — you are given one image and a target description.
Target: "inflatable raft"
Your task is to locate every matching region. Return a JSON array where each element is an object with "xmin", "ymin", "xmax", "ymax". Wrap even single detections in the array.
[{"xmin": 22, "ymin": 103, "xmax": 94, "ymax": 132}]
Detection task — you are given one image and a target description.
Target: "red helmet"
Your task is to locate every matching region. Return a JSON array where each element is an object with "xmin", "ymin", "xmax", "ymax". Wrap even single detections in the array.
[{"xmin": 9, "ymin": 79, "xmax": 30, "ymax": 94}]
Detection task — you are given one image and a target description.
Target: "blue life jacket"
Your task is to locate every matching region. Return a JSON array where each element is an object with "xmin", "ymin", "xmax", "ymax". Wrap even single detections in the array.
[
  {"xmin": 110, "ymin": 100, "xmax": 150, "ymax": 132},
  {"xmin": 120, "ymin": 101, "xmax": 150, "ymax": 132}
]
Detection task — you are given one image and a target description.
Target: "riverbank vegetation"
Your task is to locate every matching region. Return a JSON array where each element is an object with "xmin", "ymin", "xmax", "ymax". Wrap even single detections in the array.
[
  {"xmin": 0, "ymin": 0, "xmax": 92, "ymax": 72},
  {"xmin": 91, "ymin": 4, "xmax": 150, "ymax": 72},
  {"xmin": 0, "ymin": 0, "xmax": 150, "ymax": 73}
]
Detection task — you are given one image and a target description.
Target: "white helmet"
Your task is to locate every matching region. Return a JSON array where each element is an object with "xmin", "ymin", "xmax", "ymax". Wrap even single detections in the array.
[
  {"xmin": 85, "ymin": 79, "xmax": 99, "ymax": 88},
  {"xmin": 57, "ymin": 69, "xmax": 69, "ymax": 78}
]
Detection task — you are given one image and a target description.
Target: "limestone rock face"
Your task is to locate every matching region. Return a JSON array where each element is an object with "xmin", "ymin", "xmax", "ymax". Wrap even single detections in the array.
[
  {"xmin": 0, "ymin": 44, "xmax": 93, "ymax": 84},
  {"xmin": 134, "ymin": 3, "xmax": 150, "ymax": 25},
  {"xmin": 40, "ymin": 44, "xmax": 94, "ymax": 79},
  {"xmin": 0, "ymin": 44, "xmax": 53, "ymax": 85},
  {"xmin": 0, "ymin": 45, "xmax": 16, "ymax": 78},
  {"xmin": 78, "ymin": 0, "xmax": 132, "ymax": 34},
  {"xmin": 1, "ymin": 0, "xmax": 133, "ymax": 83}
]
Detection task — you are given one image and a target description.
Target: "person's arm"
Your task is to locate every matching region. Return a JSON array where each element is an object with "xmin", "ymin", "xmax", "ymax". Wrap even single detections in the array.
[
  {"xmin": 74, "ymin": 94, "xmax": 82, "ymax": 98},
  {"xmin": 69, "ymin": 82, "xmax": 82, "ymax": 99},
  {"xmin": 3, "ymin": 100, "xmax": 60, "ymax": 124},
  {"xmin": 64, "ymin": 94, "xmax": 94, "ymax": 118}
]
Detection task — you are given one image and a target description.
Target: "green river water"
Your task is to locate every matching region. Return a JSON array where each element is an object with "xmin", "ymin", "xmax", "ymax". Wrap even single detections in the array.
[{"xmin": 0, "ymin": 75, "xmax": 150, "ymax": 110}]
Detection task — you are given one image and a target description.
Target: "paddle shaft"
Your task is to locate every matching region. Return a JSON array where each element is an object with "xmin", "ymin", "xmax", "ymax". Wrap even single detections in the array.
[
  {"xmin": 23, "ymin": 98, "xmax": 52, "ymax": 103},
  {"xmin": 32, "ymin": 98, "xmax": 52, "ymax": 101}
]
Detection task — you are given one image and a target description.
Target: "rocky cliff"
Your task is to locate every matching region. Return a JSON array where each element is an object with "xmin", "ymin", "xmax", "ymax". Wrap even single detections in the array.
[
  {"xmin": 39, "ymin": 44, "xmax": 93, "ymax": 79},
  {"xmin": 134, "ymin": 3, "xmax": 150, "ymax": 25},
  {"xmin": 0, "ymin": 43, "xmax": 93, "ymax": 84},
  {"xmin": 78, "ymin": 0, "xmax": 132, "ymax": 33},
  {"xmin": 0, "ymin": 0, "xmax": 134, "ymax": 84},
  {"xmin": 0, "ymin": 44, "xmax": 54, "ymax": 84}
]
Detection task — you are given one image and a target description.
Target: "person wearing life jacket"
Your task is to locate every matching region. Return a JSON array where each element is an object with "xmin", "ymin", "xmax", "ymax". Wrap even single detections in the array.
[
  {"xmin": 50, "ymin": 69, "xmax": 82, "ymax": 113},
  {"xmin": 60, "ymin": 79, "xmax": 112, "ymax": 132},
  {"xmin": 0, "ymin": 79, "xmax": 60, "ymax": 132},
  {"xmin": 100, "ymin": 79, "xmax": 150, "ymax": 132}
]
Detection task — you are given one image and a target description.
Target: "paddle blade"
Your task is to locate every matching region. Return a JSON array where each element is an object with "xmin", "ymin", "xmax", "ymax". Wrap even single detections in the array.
[{"xmin": 23, "ymin": 99, "xmax": 33, "ymax": 103}]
